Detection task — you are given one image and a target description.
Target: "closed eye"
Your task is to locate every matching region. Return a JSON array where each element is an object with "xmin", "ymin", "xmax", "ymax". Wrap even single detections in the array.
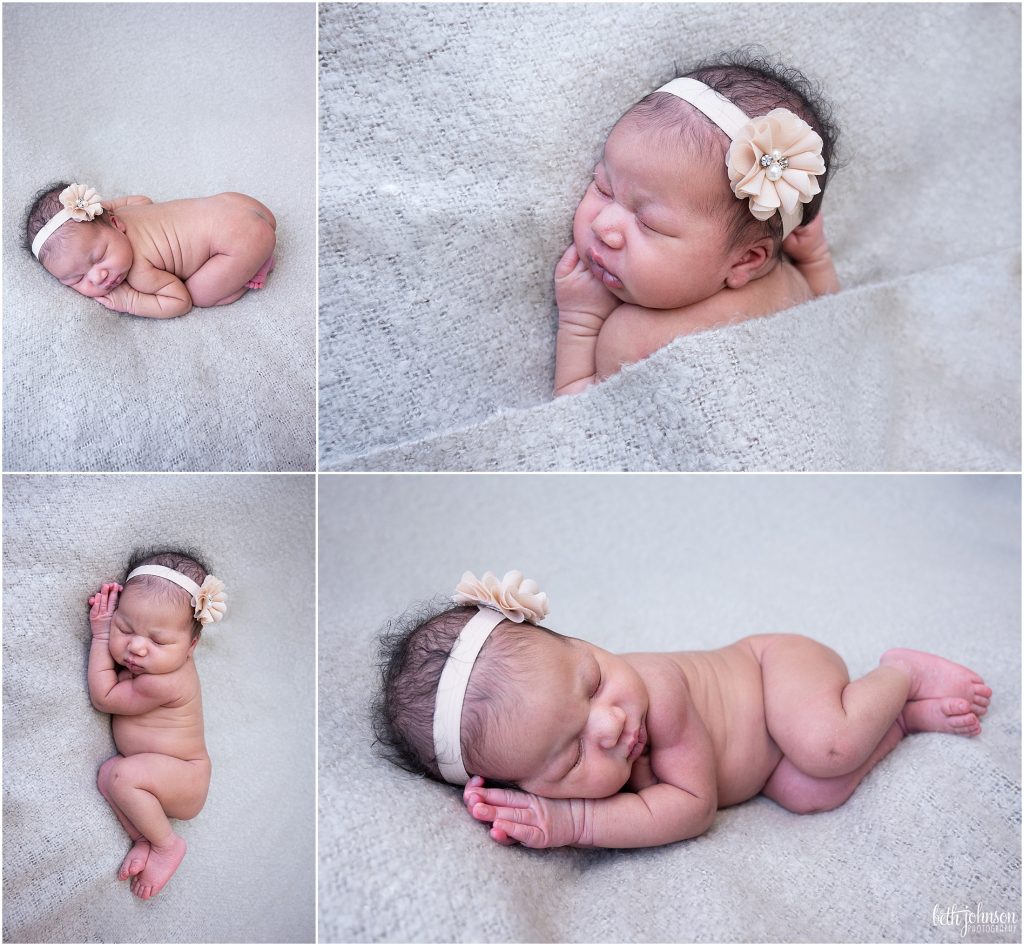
[{"xmin": 571, "ymin": 738, "xmax": 584, "ymax": 769}]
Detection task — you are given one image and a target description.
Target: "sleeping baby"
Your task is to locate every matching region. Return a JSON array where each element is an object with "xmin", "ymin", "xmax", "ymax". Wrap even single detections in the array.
[
  {"xmin": 555, "ymin": 53, "xmax": 841, "ymax": 395},
  {"xmin": 374, "ymin": 572, "xmax": 991, "ymax": 849},
  {"xmin": 88, "ymin": 551, "xmax": 226, "ymax": 898},
  {"xmin": 26, "ymin": 183, "xmax": 276, "ymax": 318}
]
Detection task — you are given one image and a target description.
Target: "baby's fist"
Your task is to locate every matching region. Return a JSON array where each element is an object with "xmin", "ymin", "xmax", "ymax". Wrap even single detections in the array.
[
  {"xmin": 96, "ymin": 284, "xmax": 136, "ymax": 315},
  {"xmin": 554, "ymin": 243, "xmax": 619, "ymax": 322}
]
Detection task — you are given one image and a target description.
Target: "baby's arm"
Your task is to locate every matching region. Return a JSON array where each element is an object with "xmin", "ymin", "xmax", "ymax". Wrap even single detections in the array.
[
  {"xmin": 466, "ymin": 683, "xmax": 717, "ymax": 848},
  {"xmin": 87, "ymin": 583, "xmax": 176, "ymax": 714},
  {"xmin": 783, "ymin": 214, "xmax": 840, "ymax": 296},
  {"xmin": 554, "ymin": 244, "xmax": 622, "ymax": 396},
  {"xmin": 101, "ymin": 196, "xmax": 153, "ymax": 211},
  {"xmin": 97, "ymin": 258, "xmax": 192, "ymax": 319}
]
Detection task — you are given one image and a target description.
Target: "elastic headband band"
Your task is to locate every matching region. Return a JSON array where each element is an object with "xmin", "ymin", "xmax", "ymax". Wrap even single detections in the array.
[
  {"xmin": 31, "ymin": 210, "xmax": 73, "ymax": 259},
  {"xmin": 656, "ymin": 77, "xmax": 823, "ymax": 238},
  {"xmin": 657, "ymin": 77, "xmax": 749, "ymax": 139},
  {"xmin": 432, "ymin": 607, "xmax": 505, "ymax": 784},
  {"xmin": 127, "ymin": 564, "xmax": 201, "ymax": 599}
]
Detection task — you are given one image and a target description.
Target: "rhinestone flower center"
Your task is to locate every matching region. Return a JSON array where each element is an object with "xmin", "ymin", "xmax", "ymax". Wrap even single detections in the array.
[{"xmin": 759, "ymin": 149, "xmax": 789, "ymax": 182}]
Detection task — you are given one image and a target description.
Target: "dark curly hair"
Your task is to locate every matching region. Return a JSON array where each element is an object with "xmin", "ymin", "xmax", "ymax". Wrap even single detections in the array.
[
  {"xmin": 371, "ymin": 600, "xmax": 562, "ymax": 787},
  {"xmin": 122, "ymin": 547, "xmax": 213, "ymax": 640},
  {"xmin": 626, "ymin": 46, "xmax": 841, "ymax": 258}
]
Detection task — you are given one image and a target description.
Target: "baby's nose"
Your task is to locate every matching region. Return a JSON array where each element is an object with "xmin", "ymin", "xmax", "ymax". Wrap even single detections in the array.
[
  {"xmin": 596, "ymin": 706, "xmax": 627, "ymax": 749},
  {"xmin": 594, "ymin": 220, "xmax": 624, "ymax": 250}
]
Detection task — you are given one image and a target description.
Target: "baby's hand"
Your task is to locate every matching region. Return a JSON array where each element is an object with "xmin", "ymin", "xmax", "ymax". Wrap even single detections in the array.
[
  {"xmin": 782, "ymin": 213, "xmax": 832, "ymax": 266},
  {"xmin": 96, "ymin": 283, "xmax": 138, "ymax": 315},
  {"xmin": 88, "ymin": 582, "xmax": 122, "ymax": 639},
  {"xmin": 463, "ymin": 776, "xmax": 590, "ymax": 848},
  {"xmin": 554, "ymin": 243, "xmax": 619, "ymax": 322}
]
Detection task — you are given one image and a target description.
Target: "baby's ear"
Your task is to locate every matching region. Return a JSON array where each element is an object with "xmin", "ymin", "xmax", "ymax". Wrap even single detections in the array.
[
  {"xmin": 724, "ymin": 236, "xmax": 774, "ymax": 290},
  {"xmin": 107, "ymin": 213, "xmax": 127, "ymax": 234}
]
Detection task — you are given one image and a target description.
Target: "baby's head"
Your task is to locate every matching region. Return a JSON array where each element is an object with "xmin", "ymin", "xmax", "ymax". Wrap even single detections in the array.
[
  {"xmin": 112, "ymin": 549, "xmax": 227, "ymax": 675},
  {"xmin": 373, "ymin": 573, "xmax": 650, "ymax": 800},
  {"xmin": 25, "ymin": 182, "xmax": 132, "ymax": 297},
  {"xmin": 575, "ymin": 49, "xmax": 839, "ymax": 309}
]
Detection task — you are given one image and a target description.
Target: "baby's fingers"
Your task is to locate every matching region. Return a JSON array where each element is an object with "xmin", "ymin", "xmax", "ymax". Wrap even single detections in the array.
[
  {"xmin": 491, "ymin": 817, "xmax": 546, "ymax": 849},
  {"xmin": 488, "ymin": 825, "xmax": 518, "ymax": 846},
  {"xmin": 554, "ymin": 243, "xmax": 581, "ymax": 279}
]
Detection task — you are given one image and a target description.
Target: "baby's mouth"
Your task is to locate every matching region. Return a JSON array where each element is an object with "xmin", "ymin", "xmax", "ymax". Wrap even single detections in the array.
[
  {"xmin": 626, "ymin": 721, "xmax": 647, "ymax": 762},
  {"xmin": 587, "ymin": 250, "xmax": 624, "ymax": 291}
]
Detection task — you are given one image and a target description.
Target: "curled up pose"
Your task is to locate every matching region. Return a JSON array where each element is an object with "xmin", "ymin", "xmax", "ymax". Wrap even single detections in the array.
[
  {"xmin": 26, "ymin": 182, "xmax": 276, "ymax": 318},
  {"xmin": 374, "ymin": 571, "xmax": 991, "ymax": 850},
  {"xmin": 88, "ymin": 551, "xmax": 227, "ymax": 898},
  {"xmin": 555, "ymin": 53, "xmax": 841, "ymax": 395}
]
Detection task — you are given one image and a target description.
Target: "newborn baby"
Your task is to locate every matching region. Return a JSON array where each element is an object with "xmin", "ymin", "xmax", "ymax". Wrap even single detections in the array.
[
  {"xmin": 374, "ymin": 572, "xmax": 991, "ymax": 850},
  {"xmin": 88, "ymin": 551, "xmax": 227, "ymax": 898},
  {"xmin": 555, "ymin": 55, "xmax": 841, "ymax": 395},
  {"xmin": 27, "ymin": 183, "xmax": 276, "ymax": 318}
]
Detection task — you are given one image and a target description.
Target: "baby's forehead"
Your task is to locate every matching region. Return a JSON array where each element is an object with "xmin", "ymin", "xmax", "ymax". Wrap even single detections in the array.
[{"xmin": 44, "ymin": 223, "xmax": 100, "ymax": 266}]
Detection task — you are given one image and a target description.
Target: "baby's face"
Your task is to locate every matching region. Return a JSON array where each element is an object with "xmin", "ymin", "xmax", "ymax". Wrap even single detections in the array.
[
  {"xmin": 41, "ymin": 220, "xmax": 133, "ymax": 298},
  {"xmin": 109, "ymin": 583, "xmax": 197, "ymax": 676},
  {"xmin": 573, "ymin": 114, "xmax": 738, "ymax": 310},
  {"xmin": 493, "ymin": 634, "xmax": 649, "ymax": 799}
]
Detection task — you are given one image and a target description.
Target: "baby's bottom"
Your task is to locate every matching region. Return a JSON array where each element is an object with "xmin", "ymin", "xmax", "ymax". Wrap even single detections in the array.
[
  {"xmin": 184, "ymin": 198, "xmax": 277, "ymax": 307},
  {"xmin": 97, "ymin": 752, "xmax": 211, "ymax": 900},
  {"xmin": 746, "ymin": 635, "xmax": 991, "ymax": 814}
]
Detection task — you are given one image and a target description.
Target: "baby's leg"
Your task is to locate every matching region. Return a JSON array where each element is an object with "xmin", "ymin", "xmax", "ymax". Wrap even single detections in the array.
[
  {"xmin": 758, "ymin": 636, "xmax": 990, "ymax": 781},
  {"xmin": 102, "ymin": 753, "xmax": 209, "ymax": 900},
  {"xmin": 758, "ymin": 634, "xmax": 912, "ymax": 779},
  {"xmin": 763, "ymin": 722, "xmax": 903, "ymax": 814},
  {"xmin": 184, "ymin": 215, "xmax": 276, "ymax": 307},
  {"xmin": 97, "ymin": 755, "xmax": 149, "ymax": 879}
]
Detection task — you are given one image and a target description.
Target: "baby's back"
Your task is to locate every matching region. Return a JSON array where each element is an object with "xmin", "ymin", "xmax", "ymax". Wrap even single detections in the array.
[
  {"xmin": 595, "ymin": 260, "xmax": 813, "ymax": 381},
  {"xmin": 118, "ymin": 192, "xmax": 273, "ymax": 281},
  {"xmin": 112, "ymin": 661, "xmax": 208, "ymax": 762}
]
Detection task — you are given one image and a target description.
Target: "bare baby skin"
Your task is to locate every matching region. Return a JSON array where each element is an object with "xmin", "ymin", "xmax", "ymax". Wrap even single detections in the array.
[
  {"xmin": 463, "ymin": 632, "xmax": 991, "ymax": 849},
  {"xmin": 43, "ymin": 192, "xmax": 276, "ymax": 318},
  {"xmin": 88, "ymin": 582, "xmax": 211, "ymax": 899}
]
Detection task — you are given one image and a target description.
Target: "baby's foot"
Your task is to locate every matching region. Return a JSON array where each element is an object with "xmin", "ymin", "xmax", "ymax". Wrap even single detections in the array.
[
  {"xmin": 898, "ymin": 698, "xmax": 982, "ymax": 737},
  {"xmin": 118, "ymin": 838, "xmax": 150, "ymax": 880},
  {"xmin": 880, "ymin": 648, "xmax": 992, "ymax": 717},
  {"xmin": 130, "ymin": 833, "xmax": 186, "ymax": 900},
  {"xmin": 246, "ymin": 254, "xmax": 275, "ymax": 290}
]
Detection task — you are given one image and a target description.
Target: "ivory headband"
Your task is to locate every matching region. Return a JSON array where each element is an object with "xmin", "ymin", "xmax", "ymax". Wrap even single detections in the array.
[
  {"xmin": 126, "ymin": 565, "xmax": 228, "ymax": 626},
  {"xmin": 432, "ymin": 607, "xmax": 505, "ymax": 784},
  {"xmin": 432, "ymin": 570, "xmax": 549, "ymax": 785},
  {"xmin": 656, "ymin": 77, "xmax": 826, "ymax": 239}
]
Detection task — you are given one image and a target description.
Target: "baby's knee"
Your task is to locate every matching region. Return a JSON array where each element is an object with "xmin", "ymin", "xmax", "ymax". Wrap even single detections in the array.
[
  {"xmin": 790, "ymin": 730, "xmax": 859, "ymax": 779},
  {"xmin": 97, "ymin": 755, "xmax": 123, "ymax": 796}
]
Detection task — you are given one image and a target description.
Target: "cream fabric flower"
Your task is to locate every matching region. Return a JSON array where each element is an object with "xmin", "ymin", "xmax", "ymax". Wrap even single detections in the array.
[
  {"xmin": 452, "ymin": 570, "xmax": 549, "ymax": 624},
  {"xmin": 59, "ymin": 183, "xmax": 104, "ymax": 221},
  {"xmin": 726, "ymin": 108, "xmax": 825, "ymax": 223},
  {"xmin": 194, "ymin": 575, "xmax": 227, "ymax": 626}
]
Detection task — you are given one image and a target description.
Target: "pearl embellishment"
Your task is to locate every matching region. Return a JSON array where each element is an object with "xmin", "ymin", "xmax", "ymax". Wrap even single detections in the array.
[{"xmin": 759, "ymin": 149, "xmax": 789, "ymax": 182}]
